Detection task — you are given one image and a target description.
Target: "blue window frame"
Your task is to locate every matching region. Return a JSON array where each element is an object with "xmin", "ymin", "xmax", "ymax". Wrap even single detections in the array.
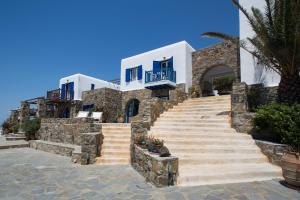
[
  {"xmin": 125, "ymin": 65, "xmax": 143, "ymax": 82},
  {"xmin": 91, "ymin": 84, "xmax": 95, "ymax": 90}
]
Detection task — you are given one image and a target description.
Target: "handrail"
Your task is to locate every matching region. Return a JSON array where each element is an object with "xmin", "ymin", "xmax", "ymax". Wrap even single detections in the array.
[{"xmin": 145, "ymin": 70, "xmax": 176, "ymax": 84}]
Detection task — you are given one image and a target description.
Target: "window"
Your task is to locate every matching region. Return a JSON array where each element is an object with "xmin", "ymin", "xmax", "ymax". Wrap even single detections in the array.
[
  {"xmin": 91, "ymin": 84, "xmax": 95, "ymax": 90},
  {"xmin": 130, "ymin": 67, "xmax": 138, "ymax": 81}
]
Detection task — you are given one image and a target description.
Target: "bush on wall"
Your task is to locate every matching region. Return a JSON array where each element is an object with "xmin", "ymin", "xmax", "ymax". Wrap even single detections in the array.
[
  {"xmin": 253, "ymin": 103, "xmax": 300, "ymax": 151},
  {"xmin": 21, "ymin": 118, "xmax": 41, "ymax": 140}
]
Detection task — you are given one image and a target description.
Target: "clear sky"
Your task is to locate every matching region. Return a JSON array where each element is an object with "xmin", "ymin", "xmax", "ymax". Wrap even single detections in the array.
[{"xmin": 0, "ymin": 0, "xmax": 239, "ymax": 123}]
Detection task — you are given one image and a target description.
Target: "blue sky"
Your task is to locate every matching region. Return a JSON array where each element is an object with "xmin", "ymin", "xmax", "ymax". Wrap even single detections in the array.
[{"xmin": 0, "ymin": 0, "xmax": 239, "ymax": 123}]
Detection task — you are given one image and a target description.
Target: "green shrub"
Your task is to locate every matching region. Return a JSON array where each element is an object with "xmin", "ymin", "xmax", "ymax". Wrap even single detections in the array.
[
  {"xmin": 12, "ymin": 124, "xmax": 19, "ymax": 133},
  {"xmin": 247, "ymin": 87, "xmax": 263, "ymax": 112},
  {"xmin": 213, "ymin": 76, "xmax": 235, "ymax": 94},
  {"xmin": 253, "ymin": 103, "xmax": 300, "ymax": 151},
  {"xmin": 21, "ymin": 119, "xmax": 41, "ymax": 140}
]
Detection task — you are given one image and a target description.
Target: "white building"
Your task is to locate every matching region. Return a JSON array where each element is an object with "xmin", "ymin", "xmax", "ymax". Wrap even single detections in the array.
[
  {"xmin": 239, "ymin": 0, "xmax": 281, "ymax": 87},
  {"xmin": 120, "ymin": 41, "xmax": 195, "ymax": 92},
  {"xmin": 59, "ymin": 73, "xmax": 120, "ymax": 101}
]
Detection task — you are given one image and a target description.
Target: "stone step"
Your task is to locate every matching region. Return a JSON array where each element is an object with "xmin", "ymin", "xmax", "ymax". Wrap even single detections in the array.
[
  {"xmin": 95, "ymin": 157, "xmax": 130, "ymax": 165},
  {"xmin": 103, "ymin": 138, "xmax": 131, "ymax": 144},
  {"xmin": 187, "ymin": 96, "xmax": 231, "ymax": 101},
  {"xmin": 177, "ymin": 163, "xmax": 282, "ymax": 186},
  {"xmin": 150, "ymin": 131, "xmax": 251, "ymax": 139},
  {"xmin": 178, "ymin": 155, "xmax": 268, "ymax": 165},
  {"xmin": 170, "ymin": 107, "xmax": 231, "ymax": 112},
  {"xmin": 101, "ymin": 150, "xmax": 130, "ymax": 157},
  {"xmin": 101, "ymin": 123, "xmax": 131, "ymax": 127},
  {"xmin": 151, "ymin": 127, "xmax": 236, "ymax": 133},
  {"xmin": 156, "ymin": 118, "xmax": 230, "ymax": 123},
  {"xmin": 175, "ymin": 103, "xmax": 231, "ymax": 108},
  {"xmin": 160, "ymin": 112, "xmax": 230, "ymax": 117},
  {"xmin": 173, "ymin": 151, "xmax": 262, "ymax": 157},
  {"xmin": 162, "ymin": 138, "xmax": 255, "ymax": 146},
  {"xmin": 103, "ymin": 134, "xmax": 131, "ymax": 140},
  {"xmin": 163, "ymin": 110, "xmax": 231, "ymax": 114},
  {"xmin": 166, "ymin": 145, "xmax": 260, "ymax": 154},
  {"xmin": 101, "ymin": 145, "xmax": 130, "ymax": 151},
  {"xmin": 153, "ymin": 122, "xmax": 231, "ymax": 128},
  {"xmin": 5, "ymin": 136, "xmax": 27, "ymax": 141}
]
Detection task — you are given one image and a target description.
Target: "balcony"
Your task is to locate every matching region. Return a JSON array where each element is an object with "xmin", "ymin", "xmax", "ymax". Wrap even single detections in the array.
[{"xmin": 145, "ymin": 70, "xmax": 176, "ymax": 89}]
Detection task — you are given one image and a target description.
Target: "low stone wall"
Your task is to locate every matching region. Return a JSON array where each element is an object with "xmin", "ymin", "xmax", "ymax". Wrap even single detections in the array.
[
  {"xmin": 132, "ymin": 145, "xmax": 178, "ymax": 187},
  {"xmin": 29, "ymin": 140, "xmax": 81, "ymax": 163},
  {"xmin": 37, "ymin": 118, "xmax": 101, "ymax": 145},
  {"xmin": 81, "ymin": 132, "xmax": 103, "ymax": 165},
  {"xmin": 255, "ymin": 140, "xmax": 288, "ymax": 166}
]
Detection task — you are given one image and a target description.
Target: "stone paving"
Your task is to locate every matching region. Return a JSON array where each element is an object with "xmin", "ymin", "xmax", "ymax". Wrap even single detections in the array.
[{"xmin": 0, "ymin": 148, "xmax": 299, "ymax": 200}]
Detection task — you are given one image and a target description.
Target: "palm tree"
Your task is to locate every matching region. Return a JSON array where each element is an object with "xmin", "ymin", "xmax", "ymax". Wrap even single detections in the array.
[{"xmin": 203, "ymin": 0, "xmax": 300, "ymax": 104}]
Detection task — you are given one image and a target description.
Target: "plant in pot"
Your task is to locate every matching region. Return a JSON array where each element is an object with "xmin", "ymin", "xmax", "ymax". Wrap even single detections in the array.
[
  {"xmin": 146, "ymin": 135, "xmax": 163, "ymax": 153},
  {"xmin": 212, "ymin": 76, "xmax": 234, "ymax": 95},
  {"xmin": 21, "ymin": 118, "xmax": 41, "ymax": 141},
  {"xmin": 253, "ymin": 103, "xmax": 300, "ymax": 187},
  {"xmin": 188, "ymin": 86, "xmax": 200, "ymax": 98},
  {"xmin": 116, "ymin": 111, "xmax": 124, "ymax": 123}
]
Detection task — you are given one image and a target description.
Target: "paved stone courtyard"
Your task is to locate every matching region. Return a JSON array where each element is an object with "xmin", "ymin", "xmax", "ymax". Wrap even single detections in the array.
[{"xmin": 0, "ymin": 148, "xmax": 299, "ymax": 200}]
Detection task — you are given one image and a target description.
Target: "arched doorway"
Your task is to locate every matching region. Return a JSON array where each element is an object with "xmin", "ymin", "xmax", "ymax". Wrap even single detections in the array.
[
  {"xmin": 125, "ymin": 99, "xmax": 140, "ymax": 123},
  {"xmin": 200, "ymin": 66, "xmax": 235, "ymax": 96}
]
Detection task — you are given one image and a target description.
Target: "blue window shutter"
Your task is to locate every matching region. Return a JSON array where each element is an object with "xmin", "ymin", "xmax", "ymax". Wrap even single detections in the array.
[
  {"xmin": 125, "ymin": 68, "xmax": 130, "ymax": 82},
  {"xmin": 69, "ymin": 82, "xmax": 74, "ymax": 100},
  {"xmin": 137, "ymin": 65, "xmax": 142, "ymax": 80},
  {"xmin": 61, "ymin": 84, "xmax": 66, "ymax": 100},
  {"xmin": 153, "ymin": 61, "xmax": 160, "ymax": 74},
  {"xmin": 169, "ymin": 57, "xmax": 174, "ymax": 71}
]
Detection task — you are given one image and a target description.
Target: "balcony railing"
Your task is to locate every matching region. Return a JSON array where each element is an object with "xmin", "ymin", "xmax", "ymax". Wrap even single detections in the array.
[{"xmin": 145, "ymin": 70, "xmax": 176, "ymax": 84}]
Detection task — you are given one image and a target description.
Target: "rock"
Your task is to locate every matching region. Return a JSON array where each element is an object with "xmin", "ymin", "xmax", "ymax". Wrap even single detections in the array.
[{"xmin": 159, "ymin": 146, "xmax": 170, "ymax": 157}]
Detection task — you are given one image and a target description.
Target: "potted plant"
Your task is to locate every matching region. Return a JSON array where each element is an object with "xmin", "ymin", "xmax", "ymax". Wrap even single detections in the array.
[
  {"xmin": 188, "ymin": 86, "xmax": 200, "ymax": 98},
  {"xmin": 253, "ymin": 104, "xmax": 300, "ymax": 187},
  {"xmin": 213, "ymin": 76, "xmax": 234, "ymax": 95},
  {"xmin": 116, "ymin": 111, "xmax": 124, "ymax": 123}
]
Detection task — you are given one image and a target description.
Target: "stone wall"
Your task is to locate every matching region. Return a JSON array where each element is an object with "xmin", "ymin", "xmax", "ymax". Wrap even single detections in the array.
[
  {"xmin": 255, "ymin": 140, "xmax": 288, "ymax": 166},
  {"xmin": 36, "ymin": 98, "xmax": 47, "ymax": 118},
  {"xmin": 132, "ymin": 145, "xmax": 178, "ymax": 187},
  {"xmin": 169, "ymin": 83, "xmax": 187, "ymax": 103},
  {"xmin": 81, "ymin": 132, "xmax": 103, "ymax": 165},
  {"xmin": 70, "ymin": 100, "xmax": 83, "ymax": 118},
  {"xmin": 231, "ymin": 82, "xmax": 279, "ymax": 133},
  {"xmin": 82, "ymin": 88, "xmax": 122, "ymax": 122},
  {"xmin": 37, "ymin": 118, "xmax": 101, "ymax": 145},
  {"xmin": 20, "ymin": 101, "xmax": 30, "ymax": 123},
  {"xmin": 192, "ymin": 41, "xmax": 240, "ymax": 96}
]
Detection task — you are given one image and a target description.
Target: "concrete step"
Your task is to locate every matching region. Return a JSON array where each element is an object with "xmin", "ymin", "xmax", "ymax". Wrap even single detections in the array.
[
  {"xmin": 151, "ymin": 127, "xmax": 236, "ymax": 133},
  {"xmin": 177, "ymin": 163, "xmax": 282, "ymax": 186},
  {"xmin": 149, "ymin": 131, "xmax": 250, "ymax": 138},
  {"xmin": 170, "ymin": 107, "xmax": 231, "ymax": 112},
  {"xmin": 104, "ymin": 135, "xmax": 131, "ymax": 139},
  {"xmin": 162, "ymin": 138, "xmax": 255, "ymax": 146},
  {"xmin": 156, "ymin": 118, "xmax": 230, "ymax": 123},
  {"xmin": 101, "ymin": 123, "xmax": 131, "ymax": 127},
  {"xmin": 101, "ymin": 150, "xmax": 130, "ymax": 157},
  {"xmin": 178, "ymin": 156, "xmax": 268, "ymax": 165},
  {"xmin": 153, "ymin": 122, "xmax": 231, "ymax": 128},
  {"xmin": 160, "ymin": 112, "xmax": 230, "ymax": 117},
  {"xmin": 5, "ymin": 136, "xmax": 26, "ymax": 141},
  {"xmin": 103, "ymin": 138, "xmax": 131, "ymax": 144},
  {"xmin": 175, "ymin": 103, "xmax": 231, "ymax": 108},
  {"xmin": 95, "ymin": 157, "xmax": 130, "ymax": 165},
  {"xmin": 166, "ymin": 145, "xmax": 260, "ymax": 154}
]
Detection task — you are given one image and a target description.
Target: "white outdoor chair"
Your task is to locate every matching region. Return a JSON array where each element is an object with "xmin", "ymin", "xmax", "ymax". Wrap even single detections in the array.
[
  {"xmin": 76, "ymin": 111, "xmax": 89, "ymax": 118},
  {"xmin": 91, "ymin": 112, "xmax": 103, "ymax": 122}
]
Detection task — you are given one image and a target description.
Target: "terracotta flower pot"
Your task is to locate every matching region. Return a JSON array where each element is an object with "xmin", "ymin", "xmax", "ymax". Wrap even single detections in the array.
[{"xmin": 281, "ymin": 151, "xmax": 300, "ymax": 187}]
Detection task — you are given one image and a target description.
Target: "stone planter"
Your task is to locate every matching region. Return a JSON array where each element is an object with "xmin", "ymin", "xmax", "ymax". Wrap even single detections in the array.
[
  {"xmin": 132, "ymin": 145, "xmax": 178, "ymax": 187},
  {"xmin": 281, "ymin": 151, "xmax": 300, "ymax": 187}
]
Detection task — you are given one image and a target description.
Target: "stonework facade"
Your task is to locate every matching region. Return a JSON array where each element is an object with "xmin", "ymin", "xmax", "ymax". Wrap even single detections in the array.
[
  {"xmin": 82, "ymin": 88, "xmax": 122, "ymax": 122},
  {"xmin": 20, "ymin": 101, "xmax": 30, "ymax": 123},
  {"xmin": 132, "ymin": 145, "xmax": 178, "ymax": 187},
  {"xmin": 37, "ymin": 118, "xmax": 101, "ymax": 145},
  {"xmin": 192, "ymin": 41, "xmax": 240, "ymax": 96}
]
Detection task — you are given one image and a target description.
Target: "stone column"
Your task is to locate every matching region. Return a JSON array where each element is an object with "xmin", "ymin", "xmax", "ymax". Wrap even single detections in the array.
[
  {"xmin": 37, "ymin": 98, "xmax": 47, "ymax": 118},
  {"xmin": 70, "ymin": 100, "xmax": 82, "ymax": 118},
  {"xmin": 231, "ymin": 82, "xmax": 254, "ymax": 133},
  {"xmin": 20, "ymin": 101, "xmax": 30, "ymax": 123},
  {"xmin": 80, "ymin": 132, "xmax": 102, "ymax": 165}
]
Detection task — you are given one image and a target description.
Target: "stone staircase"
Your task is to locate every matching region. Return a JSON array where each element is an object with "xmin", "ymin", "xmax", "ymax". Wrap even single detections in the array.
[
  {"xmin": 149, "ymin": 95, "xmax": 282, "ymax": 186},
  {"xmin": 95, "ymin": 123, "xmax": 131, "ymax": 165}
]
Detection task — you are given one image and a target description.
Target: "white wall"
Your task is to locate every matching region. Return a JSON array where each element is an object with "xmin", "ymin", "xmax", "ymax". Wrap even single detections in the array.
[
  {"xmin": 120, "ymin": 41, "xmax": 195, "ymax": 92},
  {"xmin": 239, "ymin": 0, "xmax": 281, "ymax": 86},
  {"xmin": 59, "ymin": 74, "xmax": 120, "ymax": 100}
]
